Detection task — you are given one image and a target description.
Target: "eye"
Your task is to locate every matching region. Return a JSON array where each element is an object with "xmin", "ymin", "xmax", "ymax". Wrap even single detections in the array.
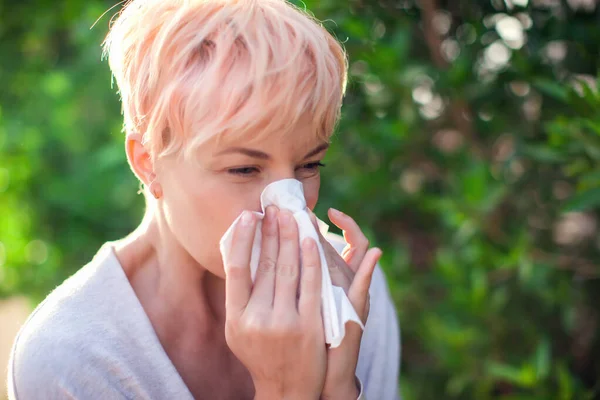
[
  {"xmin": 300, "ymin": 162, "xmax": 326, "ymax": 170},
  {"xmin": 296, "ymin": 162, "xmax": 326, "ymax": 178},
  {"xmin": 228, "ymin": 166, "xmax": 260, "ymax": 176}
]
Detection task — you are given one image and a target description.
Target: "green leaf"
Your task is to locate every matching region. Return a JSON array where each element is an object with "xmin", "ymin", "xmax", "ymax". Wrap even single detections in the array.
[
  {"xmin": 577, "ymin": 78, "xmax": 599, "ymax": 106},
  {"xmin": 534, "ymin": 338, "xmax": 551, "ymax": 380},
  {"xmin": 562, "ymin": 187, "xmax": 600, "ymax": 212},
  {"xmin": 533, "ymin": 79, "xmax": 569, "ymax": 102},
  {"xmin": 557, "ymin": 363, "xmax": 574, "ymax": 400},
  {"xmin": 582, "ymin": 119, "xmax": 600, "ymax": 136},
  {"xmin": 520, "ymin": 144, "xmax": 566, "ymax": 163},
  {"xmin": 579, "ymin": 169, "xmax": 600, "ymax": 185},
  {"xmin": 487, "ymin": 362, "xmax": 536, "ymax": 388},
  {"xmin": 487, "ymin": 362, "xmax": 520, "ymax": 382}
]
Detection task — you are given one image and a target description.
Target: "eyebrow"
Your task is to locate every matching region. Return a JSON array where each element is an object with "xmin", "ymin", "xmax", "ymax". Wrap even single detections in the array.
[
  {"xmin": 302, "ymin": 143, "xmax": 330, "ymax": 159},
  {"xmin": 217, "ymin": 143, "xmax": 330, "ymax": 160}
]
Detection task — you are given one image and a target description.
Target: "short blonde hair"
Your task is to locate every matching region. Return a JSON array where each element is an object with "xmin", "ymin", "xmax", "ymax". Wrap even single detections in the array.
[{"xmin": 103, "ymin": 0, "xmax": 348, "ymax": 160}]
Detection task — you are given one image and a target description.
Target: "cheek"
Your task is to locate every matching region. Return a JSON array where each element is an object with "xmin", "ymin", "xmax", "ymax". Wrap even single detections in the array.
[
  {"xmin": 302, "ymin": 176, "xmax": 320, "ymax": 210},
  {"xmin": 192, "ymin": 184, "xmax": 263, "ymax": 243},
  {"xmin": 162, "ymin": 178, "xmax": 263, "ymax": 276}
]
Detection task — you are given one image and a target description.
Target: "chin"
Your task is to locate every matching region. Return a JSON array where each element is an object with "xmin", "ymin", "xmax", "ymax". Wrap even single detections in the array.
[{"xmin": 198, "ymin": 254, "xmax": 227, "ymax": 279}]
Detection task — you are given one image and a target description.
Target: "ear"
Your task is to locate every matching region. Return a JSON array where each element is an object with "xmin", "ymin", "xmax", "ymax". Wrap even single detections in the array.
[{"xmin": 125, "ymin": 133, "xmax": 154, "ymax": 185}]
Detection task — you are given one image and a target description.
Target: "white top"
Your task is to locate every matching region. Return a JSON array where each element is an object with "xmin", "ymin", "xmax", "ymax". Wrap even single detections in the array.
[{"xmin": 7, "ymin": 235, "xmax": 401, "ymax": 399}]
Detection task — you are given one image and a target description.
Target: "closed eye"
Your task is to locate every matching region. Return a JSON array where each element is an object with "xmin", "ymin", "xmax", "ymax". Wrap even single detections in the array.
[
  {"xmin": 227, "ymin": 162, "xmax": 325, "ymax": 177},
  {"xmin": 298, "ymin": 162, "xmax": 326, "ymax": 171},
  {"xmin": 296, "ymin": 162, "xmax": 325, "ymax": 178},
  {"xmin": 228, "ymin": 166, "xmax": 260, "ymax": 176}
]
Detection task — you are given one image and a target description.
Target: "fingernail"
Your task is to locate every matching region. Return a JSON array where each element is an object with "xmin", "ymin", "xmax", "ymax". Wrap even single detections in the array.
[
  {"xmin": 330, "ymin": 208, "xmax": 343, "ymax": 218},
  {"xmin": 374, "ymin": 248, "xmax": 383, "ymax": 260},
  {"xmin": 241, "ymin": 211, "xmax": 253, "ymax": 226}
]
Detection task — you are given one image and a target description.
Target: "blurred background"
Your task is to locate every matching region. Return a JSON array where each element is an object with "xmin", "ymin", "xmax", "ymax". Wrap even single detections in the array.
[{"xmin": 1, "ymin": 0, "xmax": 600, "ymax": 398}]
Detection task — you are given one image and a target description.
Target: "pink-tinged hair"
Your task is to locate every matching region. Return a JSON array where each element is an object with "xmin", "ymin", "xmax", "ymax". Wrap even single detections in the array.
[{"xmin": 102, "ymin": 0, "xmax": 348, "ymax": 161}]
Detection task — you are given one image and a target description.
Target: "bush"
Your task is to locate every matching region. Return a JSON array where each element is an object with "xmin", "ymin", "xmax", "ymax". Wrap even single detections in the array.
[{"xmin": 1, "ymin": 0, "xmax": 599, "ymax": 398}]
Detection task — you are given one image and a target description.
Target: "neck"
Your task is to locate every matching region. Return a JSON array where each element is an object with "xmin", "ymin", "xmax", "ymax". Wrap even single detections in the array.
[{"xmin": 114, "ymin": 203, "xmax": 227, "ymax": 333}]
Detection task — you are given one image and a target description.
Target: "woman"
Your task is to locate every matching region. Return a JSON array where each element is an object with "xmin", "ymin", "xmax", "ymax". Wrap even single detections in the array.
[{"xmin": 8, "ymin": 0, "xmax": 400, "ymax": 398}]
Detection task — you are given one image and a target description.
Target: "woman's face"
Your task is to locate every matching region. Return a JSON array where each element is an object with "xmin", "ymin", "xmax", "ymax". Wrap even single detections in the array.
[{"xmin": 154, "ymin": 122, "xmax": 328, "ymax": 278}]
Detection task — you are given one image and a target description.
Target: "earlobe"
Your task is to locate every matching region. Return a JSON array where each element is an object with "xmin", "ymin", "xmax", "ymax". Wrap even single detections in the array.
[{"xmin": 148, "ymin": 173, "xmax": 163, "ymax": 199}]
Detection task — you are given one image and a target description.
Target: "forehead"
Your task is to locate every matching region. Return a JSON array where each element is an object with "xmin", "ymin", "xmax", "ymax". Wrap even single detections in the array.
[{"xmin": 211, "ymin": 115, "xmax": 330, "ymax": 156}]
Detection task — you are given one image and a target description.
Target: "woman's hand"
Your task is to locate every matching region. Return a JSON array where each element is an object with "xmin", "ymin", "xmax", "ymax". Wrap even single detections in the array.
[
  {"xmin": 223, "ymin": 206, "xmax": 327, "ymax": 400},
  {"xmin": 311, "ymin": 208, "xmax": 382, "ymax": 400}
]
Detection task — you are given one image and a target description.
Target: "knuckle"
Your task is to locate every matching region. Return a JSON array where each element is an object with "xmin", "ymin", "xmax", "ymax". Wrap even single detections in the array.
[
  {"xmin": 303, "ymin": 260, "xmax": 320, "ymax": 274},
  {"xmin": 301, "ymin": 265, "xmax": 321, "ymax": 285},
  {"xmin": 298, "ymin": 321, "xmax": 321, "ymax": 341},
  {"xmin": 225, "ymin": 319, "xmax": 239, "ymax": 333},
  {"xmin": 257, "ymin": 257, "xmax": 276, "ymax": 275},
  {"xmin": 225, "ymin": 263, "xmax": 247, "ymax": 278},
  {"xmin": 302, "ymin": 253, "xmax": 319, "ymax": 269},
  {"xmin": 276, "ymin": 262, "xmax": 297, "ymax": 278},
  {"xmin": 279, "ymin": 227, "xmax": 297, "ymax": 241},
  {"xmin": 359, "ymin": 237, "xmax": 370, "ymax": 249},
  {"xmin": 301, "ymin": 319, "xmax": 322, "ymax": 336},
  {"xmin": 272, "ymin": 318, "xmax": 300, "ymax": 336},
  {"xmin": 242, "ymin": 314, "xmax": 268, "ymax": 335}
]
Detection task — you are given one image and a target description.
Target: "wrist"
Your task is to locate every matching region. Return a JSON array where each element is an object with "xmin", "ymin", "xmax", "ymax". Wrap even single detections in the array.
[
  {"xmin": 254, "ymin": 382, "xmax": 319, "ymax": 400},
  {"xmin": 321, "ymin": 378, "xmax": 360, "ymax": 400},
  {"xmin": 254, "ymin": 382, "xmax": 282, "ymax": 400}
]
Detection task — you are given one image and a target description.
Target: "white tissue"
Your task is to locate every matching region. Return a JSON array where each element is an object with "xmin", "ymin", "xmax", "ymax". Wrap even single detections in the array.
[{"xmin": 219, "ymin": 179, "xmax": 363, "ymax": 348}]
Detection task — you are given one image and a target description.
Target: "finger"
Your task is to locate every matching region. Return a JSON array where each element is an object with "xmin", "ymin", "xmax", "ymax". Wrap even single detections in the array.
[
  {"xmin": 325, "ymin": 246, "xmax": 353, "ymax": 293},
  {"xmin": 328, "ymin": 208, "xmax": 369, "ymax": 272},
  {"xmin": 274, "ymin": 210, "xmax": 300, "ymax": 314},
  {"xmin": 248, "ymin": 206, "xmax": 279, "ymax": 308},
  {"xmin": 298, "ymin": 237, "xmax": 322, "ymax": 318},
  {"xmin": 348, "ymin": 248, "xmax": 381, "ymax": 323},
  {"xmin": 308, "ymin": 211, "xmax": 353, "ymax": 291},
  {"xmin": 224, "ymin": 211, "xmax": 257, "ymax": 319}
]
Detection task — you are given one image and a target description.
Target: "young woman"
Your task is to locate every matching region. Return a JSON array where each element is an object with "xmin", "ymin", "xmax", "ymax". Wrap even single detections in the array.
[{"xmin": 8, "ymin": 0, "xmax": 400, "ymax": 398}]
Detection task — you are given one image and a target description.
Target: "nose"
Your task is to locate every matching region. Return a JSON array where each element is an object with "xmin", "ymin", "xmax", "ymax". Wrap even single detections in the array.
[
  {"xmin": 265, "ymin": 167, "xmax": 298, "ymax": 187},
  {"xmin": 240, "ymin": 169, "xmax": 297, "ymax": 214},
  {"xmin": 252, "ymin": 168, "xmax": 302, "ymax": 211}
]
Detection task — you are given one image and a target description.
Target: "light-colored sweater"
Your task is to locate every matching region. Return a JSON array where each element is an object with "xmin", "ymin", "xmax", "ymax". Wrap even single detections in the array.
[{"xmin": 7, "ymin": 235, "xmax": 401, "ymax": 399}]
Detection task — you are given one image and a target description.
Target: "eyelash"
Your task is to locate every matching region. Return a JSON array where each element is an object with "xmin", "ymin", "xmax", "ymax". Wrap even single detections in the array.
[{"xmin": 228, "ymin": 162, "xmax": 326, "ymax": 176}]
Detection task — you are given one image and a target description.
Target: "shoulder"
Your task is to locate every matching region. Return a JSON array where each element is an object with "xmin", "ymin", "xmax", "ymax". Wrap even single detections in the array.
[
  {"xmin": 7, "ymin": 245, "xmax": 134, "ymax": 397},
  {"xmin": 8, "ymin": 310, "xmax": 120, "ymax": 398},
  {"xmin": 12, "ymin": 244, "xmax": 124, "ymax": 348},
  {"xmin": 8, "ymin": 245, "xmax": 193, "ymax": 399}
]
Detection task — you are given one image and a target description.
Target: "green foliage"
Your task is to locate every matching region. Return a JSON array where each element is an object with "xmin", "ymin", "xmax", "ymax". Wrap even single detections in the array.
[{"xmin": 1, "ymin": 0, "xmax": 599, "ymax": 398}]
